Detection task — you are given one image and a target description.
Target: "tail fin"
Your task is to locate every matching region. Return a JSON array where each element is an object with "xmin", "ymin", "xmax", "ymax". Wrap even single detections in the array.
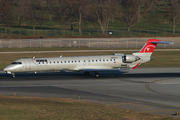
[
  {"xmin": 133, "ymin": 39, "xmax": 173, "ymax": 64},
  {"xmin": 139, "ymin": 39, "xmax": 161, "ymax": 53}
]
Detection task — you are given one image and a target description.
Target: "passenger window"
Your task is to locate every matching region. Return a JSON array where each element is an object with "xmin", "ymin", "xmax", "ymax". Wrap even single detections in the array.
[
  {"xmin": 78, "ymin": 60, "xmax": 80, "ymax": 62},
  {"xmin": 54, "ymin": 61, "xmax": 55, "ymax": 63},
  {"xmin": 65, "ymin": 61, "xmax": 66, "ymax": 63},
  {"xmin": 96, "ymin": 60, "xmax": 98, "ymax": 62},
  {"xmin": 110, "ymin": 59, "xmax": 112, "ymax": 61},
  {"xmin": 114, "ymin": 59, "xmax": 115, "ymax": 61},
  {"xmin": 57, "ymin": 61, "xmax": 59, "ymax": 63},
  {"xmin": 92, "ymin": 60, "xmax": 94, "ymax": 62},
  {"xmin": 72, "ymin": 61, "xmax": 73, "ymax": 63},
  {"xmin": 103, "ymin": 59, "xmax": 105, "ymax": 62},
  {"xmin": 68, "ymin": 61, "xmax": 70, "ymax": 63},
  {"xmin": 61, "ymin": 61, "xmax": 63, "ymax": 63}
]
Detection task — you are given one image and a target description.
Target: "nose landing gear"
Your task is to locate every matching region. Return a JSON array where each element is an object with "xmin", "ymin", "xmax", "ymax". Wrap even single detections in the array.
[{"xmin": 12, "ymin": 73, "xmax": 15, "ymax": 78}]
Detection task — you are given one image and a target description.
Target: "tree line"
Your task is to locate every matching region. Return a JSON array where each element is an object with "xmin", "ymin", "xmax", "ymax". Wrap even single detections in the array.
[{"xmin": 0, "ymin": 0, "xmax": 180, "ymax": 36}]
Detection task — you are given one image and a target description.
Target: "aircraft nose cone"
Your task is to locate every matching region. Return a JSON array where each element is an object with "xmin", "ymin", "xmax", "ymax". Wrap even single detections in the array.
[
  {"xmin": 3, "ymin": 66, "xmax": 13, "ymax": 72},
  {"xmin": 3, "ymin": 67, "xmax": 9, "ymax": 71}
]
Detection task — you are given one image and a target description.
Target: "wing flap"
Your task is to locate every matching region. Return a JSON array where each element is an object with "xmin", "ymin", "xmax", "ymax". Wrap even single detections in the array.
[{"xmin": 80, "ymin": 68, "xmax": 128, "ymax": 72}]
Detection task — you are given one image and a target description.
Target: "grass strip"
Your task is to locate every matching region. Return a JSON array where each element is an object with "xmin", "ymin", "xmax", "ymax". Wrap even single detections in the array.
[{"xmin": 0, "ymin": 96, "xmax": 178, "ymax": 120}]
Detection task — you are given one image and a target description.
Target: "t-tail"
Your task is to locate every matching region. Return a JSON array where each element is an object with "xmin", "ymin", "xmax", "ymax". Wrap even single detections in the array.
[{"xmin": 132, "ymin": 39, "xmax": 173, "ymax": 67}]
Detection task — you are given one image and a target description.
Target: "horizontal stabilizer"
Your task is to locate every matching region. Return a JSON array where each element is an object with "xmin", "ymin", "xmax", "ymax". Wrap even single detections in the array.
[{"xmin": 149, "ymin": 41, "xmax": 174, "ymax": 44}]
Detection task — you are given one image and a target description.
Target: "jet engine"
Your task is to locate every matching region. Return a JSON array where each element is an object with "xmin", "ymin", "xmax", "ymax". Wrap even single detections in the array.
[{"xmin": 122, "ymin": 55, "xmax": 140, "ymax": 63}]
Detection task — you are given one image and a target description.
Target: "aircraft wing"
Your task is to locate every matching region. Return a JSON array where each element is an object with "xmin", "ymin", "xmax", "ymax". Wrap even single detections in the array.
[{"xmin": 79, "ymin": 68, "xmax": 128, "ymax": 72}]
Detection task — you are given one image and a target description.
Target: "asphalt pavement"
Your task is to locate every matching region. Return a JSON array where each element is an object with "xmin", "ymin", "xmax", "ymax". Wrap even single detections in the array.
[{"xmin": 0, "ymin": 67, "xmax": 180, "ymax": 117}]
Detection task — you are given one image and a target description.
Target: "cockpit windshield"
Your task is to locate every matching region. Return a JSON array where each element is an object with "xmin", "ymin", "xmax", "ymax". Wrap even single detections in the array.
[{"xmin": 11, "ymin": 62, "xmax": 22, "ymax": 64}]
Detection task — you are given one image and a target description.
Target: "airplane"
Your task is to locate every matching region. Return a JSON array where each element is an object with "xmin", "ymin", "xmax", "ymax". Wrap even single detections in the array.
[{"xmin": 3, "ymin": 39, "xmax": 173, "ymax": 78}]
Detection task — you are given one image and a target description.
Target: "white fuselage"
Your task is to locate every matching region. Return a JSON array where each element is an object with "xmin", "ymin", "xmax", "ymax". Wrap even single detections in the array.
[{"xmin": 3, "ymin": 54, "xmax": 144, "ymax": 73}]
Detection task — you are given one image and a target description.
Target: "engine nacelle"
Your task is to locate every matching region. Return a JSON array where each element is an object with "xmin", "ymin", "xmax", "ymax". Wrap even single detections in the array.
[
  {"xmin": 113, "ymin": 53, "xmax": 124, "ymax": 56},
  {"xmin": 122, "ymin": 55, "xmax": 140, "ymax": 63}
]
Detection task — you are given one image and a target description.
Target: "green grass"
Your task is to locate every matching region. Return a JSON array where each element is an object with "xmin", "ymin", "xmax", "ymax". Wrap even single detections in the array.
[
  {"xmin": 141, "ymin": 51, "xmax": 180, "ymax": 67},
  {"xmin": 0, "ymin": 96, "xmax": 177, "ymax": 120}
]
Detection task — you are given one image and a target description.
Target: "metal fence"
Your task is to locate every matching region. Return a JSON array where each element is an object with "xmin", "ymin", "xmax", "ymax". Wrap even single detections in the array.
[
  {"xmin": 0, "ymin": 38, "xmax": 179, "ymax": 48},
  {"xmin": 2, "ymin": 29, "xmax": 180, "ymax": 38}
]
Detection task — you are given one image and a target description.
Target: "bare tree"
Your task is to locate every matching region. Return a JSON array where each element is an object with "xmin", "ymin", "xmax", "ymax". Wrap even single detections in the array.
[
  {"xmin": 168, "ymin": 0, "xmax": 180, "ymax": 34},
  {"xmin": 55, "ymin": 0, "xmax": 67, "ymax": 24},
  {"xmin": 26, "ymin": 0, "xmax": 41, "ymax": 35},
  {"xmin": 17, "ymin": 0, "xmax": 29, "ymax": 28},
  {"xmin": 121, "ymin": 0, "xmax": 152, "ymax": 36},
  {"xmin": 65, "ymin": 0, "xmax": 78, "ymax": 30},
  {"xmin": 75, "ymin": 0, "xmax": 91, "ymax": 35},
  {"xmin": 39, "ymin": 0, "xmax": 43, "ymax": 6},
  {"xmin": 0, "ymin": 0, "xmax": 13, "ymax": 35},
  {"xmin": 38, "ymin": 5, "xmax": 48, "ymax": 29},
  {"xmin": 93, "ymin": 0, "xmax": 118, "ymax": 35},
  {"xmin": 46, "ymin": 0, "xmax": 56, "ymax": 21}
]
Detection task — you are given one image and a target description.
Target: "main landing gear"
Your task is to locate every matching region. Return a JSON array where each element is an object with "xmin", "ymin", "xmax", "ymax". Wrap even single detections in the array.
[
  {"xmin": 84, "ymin": 72, "xmax": 100, "ymax": 77},
  {"xmin": 12, "ymin": 73, "xmax": 15, "ymax": 78},
  {"xmin": 93, "ymin": 73, "xmax": 99, "ymax": 78}
]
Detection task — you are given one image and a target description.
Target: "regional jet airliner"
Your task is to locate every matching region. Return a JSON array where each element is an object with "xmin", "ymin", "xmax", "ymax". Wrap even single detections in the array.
[{"xmin": 3, "ymin": 39, "xmax": 173, "ymax": 78}]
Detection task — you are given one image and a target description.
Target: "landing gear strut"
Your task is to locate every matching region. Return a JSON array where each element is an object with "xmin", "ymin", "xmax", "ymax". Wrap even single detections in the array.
[
  {"xmin": 93, "ymin": 73, "xmax": 99, "ymax": 78},
  {"xmin": 12, "ymin": 73, "xmax": 15, "ymax": 78}
]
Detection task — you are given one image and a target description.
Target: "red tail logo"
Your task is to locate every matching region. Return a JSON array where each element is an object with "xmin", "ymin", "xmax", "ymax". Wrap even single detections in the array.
[{"xmin": 139, "ymin": 39, "xmax": 161, "ymax": 53}]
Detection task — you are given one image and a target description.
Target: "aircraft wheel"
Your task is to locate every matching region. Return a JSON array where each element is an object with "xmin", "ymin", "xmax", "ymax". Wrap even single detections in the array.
[
  {"xmin": 12, "ymin": 73, "xmax": 15, "ymax": 78},
  {"xmin": 84, "ymin": 72, "xmax": 90, "ymax": 76},
  {"xmin": 93, "ymin": 73, "xmax": 99, "ymax": 78}
]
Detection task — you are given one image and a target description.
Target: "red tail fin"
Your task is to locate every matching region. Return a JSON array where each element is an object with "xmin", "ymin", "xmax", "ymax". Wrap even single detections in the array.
[{"xmin": 139, "ymin": 39, "xmax": 161, "ymax": 53}]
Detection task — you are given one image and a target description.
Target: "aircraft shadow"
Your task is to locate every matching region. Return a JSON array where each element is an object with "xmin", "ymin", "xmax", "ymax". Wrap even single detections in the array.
[{"xmin": 0, "ymin": 71, "xmax": 180, "ymax": 81}]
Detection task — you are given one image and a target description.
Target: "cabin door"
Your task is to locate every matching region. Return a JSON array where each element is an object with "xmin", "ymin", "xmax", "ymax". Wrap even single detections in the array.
[{"xmin": 24, "ymin": 59, "xmax": 31, "ymax": 70}]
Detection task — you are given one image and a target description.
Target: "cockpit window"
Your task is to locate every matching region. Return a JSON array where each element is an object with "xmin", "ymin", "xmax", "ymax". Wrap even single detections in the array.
[{"xmin": 11, "ymin": 62, "xmax": 22, "ymax": 64}]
